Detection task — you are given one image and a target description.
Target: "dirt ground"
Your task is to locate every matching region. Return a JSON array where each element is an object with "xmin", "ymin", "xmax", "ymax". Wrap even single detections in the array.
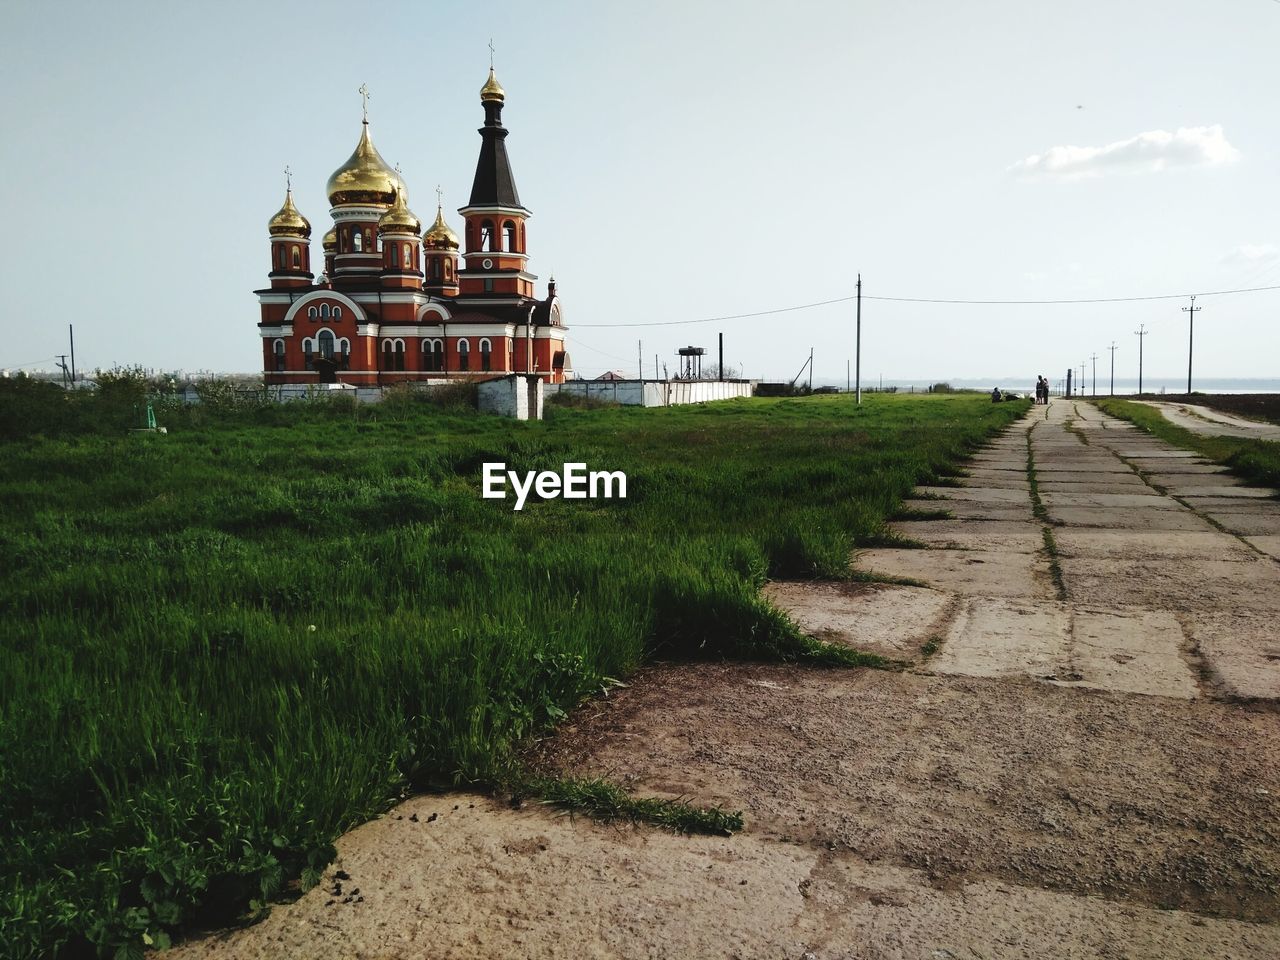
[{"xmin": 170, "ymin": 400, "xmax": 1280, "ymax": 959}]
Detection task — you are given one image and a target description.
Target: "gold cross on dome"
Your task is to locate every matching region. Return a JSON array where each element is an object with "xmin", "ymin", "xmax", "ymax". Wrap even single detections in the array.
[
  {"xmin": 488, "ymin": 38, "xmax": 495, "ymax": 69},
  {"xmin": 435, "ymin": 184, "xmax": 443, "ymax": 207},
  {"xmin": 358, "ymin": 83, "xmax": 370, "ymax": 121},
  {"xmin": 283, "ymin": 165, "xmax": 292, "ymax": 191}
]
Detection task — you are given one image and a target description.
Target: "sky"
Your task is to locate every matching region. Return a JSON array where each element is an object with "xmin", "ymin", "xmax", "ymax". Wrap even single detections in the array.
[{"xmin": 1, "ymin": 0, "xmax": 1278, "ymax": 385}]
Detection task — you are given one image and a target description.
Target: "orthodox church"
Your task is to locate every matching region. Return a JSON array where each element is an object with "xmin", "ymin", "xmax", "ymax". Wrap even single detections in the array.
[{"xmin": 256, "ymin": 70, "xmax": 570, "ymax": 385}]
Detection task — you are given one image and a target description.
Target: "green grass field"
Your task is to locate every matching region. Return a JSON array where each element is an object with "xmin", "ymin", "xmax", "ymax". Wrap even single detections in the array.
[
  {"xmin": 0, "ymin": 382, "xmax": 1026, "ymax": 957},
  {"xmin": 1093, "ymin": 397, "xmax": 1280, "ymax": 489}
]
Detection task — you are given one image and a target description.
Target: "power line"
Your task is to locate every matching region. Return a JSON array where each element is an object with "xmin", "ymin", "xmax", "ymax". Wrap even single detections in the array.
[
  {"xmin": 0, "ymin": 356, "xmax": 58, "ymax": 369},
  {"xmin": 572, "ymin": 282, "xmax": 1280, "ymax": 329}
]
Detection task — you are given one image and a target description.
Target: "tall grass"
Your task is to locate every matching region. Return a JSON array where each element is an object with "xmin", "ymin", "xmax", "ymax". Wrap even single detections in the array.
[{"xmin": 0, "ymin": 385, "xmax": 1026, "ymax": 957}]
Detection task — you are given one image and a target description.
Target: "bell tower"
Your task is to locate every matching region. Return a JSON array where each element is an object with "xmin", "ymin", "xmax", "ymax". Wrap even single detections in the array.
[
  {"xmin": 267, "ymin": 167, "xmax": 312, "ymax": 289},
  {"xmin": 457, "ymin": 65, "xmax": 535, "ymax": 300}
]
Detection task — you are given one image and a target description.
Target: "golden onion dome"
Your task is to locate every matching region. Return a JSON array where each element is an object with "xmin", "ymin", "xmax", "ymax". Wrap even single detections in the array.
[
  {"xmin": 326, "ymin": 122, "xmax": 398, "ymax": 206},
  {"xmin": 422, "ymin": 204, "xmax": 459, "ymax": 250},
  {"xmin": 378, "ymin": 180, "xmax": 421, "ymax": 234},
  {"xmin": 267, "ymin": 189, "xmax": 311, "ymax": 237},
  {"xmin": 322, "ymin": 227, "xmax": 337, "ymax": 252},
  {"xmin": 480, "ymin": 67, "xmax": 505, "ymax": 103}
]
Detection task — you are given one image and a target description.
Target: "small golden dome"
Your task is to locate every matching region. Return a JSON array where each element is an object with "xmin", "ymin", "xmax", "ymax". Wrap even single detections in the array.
[
  {"xmin": 322, "ymin": 227, "xmax": 337, "ymax": 251},
  {"xmin": 422, "ymin": 204, "xmax": 459, "ymax": 250},
  {"xmin": 268, "ymin": 189, "xmax": 311, "ymax": 237},
  {"xmin": 378, "ymin": 180, "xmax": 421, "ymax": 234},
  {"xmin": 480, "ymin": 67, "xmax": 505, "ymax": 103},
  {"xmin": 326, "ymin": 122, "xmax": 398, "ymax": 206}
]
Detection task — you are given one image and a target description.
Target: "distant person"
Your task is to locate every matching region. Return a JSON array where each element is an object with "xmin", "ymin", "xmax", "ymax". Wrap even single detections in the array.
[
  {"xmin": 991, "ymin": 387, "xmax": 1002, "ymax": 403},
  {"xmin": 1037, "ymin": 375, "xmax": 1048, "ymax": 404}
]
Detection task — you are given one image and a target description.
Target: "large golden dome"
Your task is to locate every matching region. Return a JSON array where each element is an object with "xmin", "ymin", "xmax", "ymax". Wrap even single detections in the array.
[
  {"xmin": 480, "ymin": 67, "xmax": 505, "ymax": 103},
  {"xmin": 326, "ymin": 122, "xmax": 398, "ymax": 206},
  {"xmin": 423, "ymin": 204, "xmax": 459, "ymax": 250},
  {"xmin": 267, "ymin": 189, "xmax": 311, "ymax": 237},
  {"xmin": 322, "ymin": 227, "xmax": 337, "ymax": 251},
  {"xmin": 378, "ymin": 179, "xmax": 421, "ymax": 234}
]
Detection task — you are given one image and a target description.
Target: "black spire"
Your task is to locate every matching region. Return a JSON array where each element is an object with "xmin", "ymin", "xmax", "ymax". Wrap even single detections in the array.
[{"xmin": 468, "ymin": 77, "xmax": 525, "ymax": 209}]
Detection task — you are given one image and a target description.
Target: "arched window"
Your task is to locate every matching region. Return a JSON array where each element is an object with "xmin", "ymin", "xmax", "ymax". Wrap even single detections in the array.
[
  {"xmin": 307, "ymin": 306, "xmax": 318, "ymax": 320},
  {"xmin": 333, "ymin": 306, "xmax": 342, "ymax": 319},
  {"xmin": 423, "ymin": 338, "xmax": 443, "ymax": 372},
  {"xmin": 391, "ymin": 244, "xmax": 400, "ymax": 267},
  {"xmin": 303, "ymin": 338, "xmax": 314, "ymax": 369},
  {"xmin": 444, "ymin": 259, "xmax": 452, "ymax": 280},
  {"xmin": 273, "ymin": 338, "xmax": 285, "ymax": 371},
  {"xmin": 479, "ymin": 338, "xmax": 492, "ymax": 372},
  {"xmin": 275, "ymin": 248, "xmax": 283, "ymax": 270},
  {"xmin": 365, "ymin": 229, "xmax": 373, "ymax": 252},
  {"xmin": 403, "ymin": 243, "xmax": 412, "ymax": 268},
  {"xmin": 480, "ymin": 220, "xmax": 495, "ymax": 251},
  {"xmin": 318, "ymin": 329, "xmax": 335, "ymax": 360},
  {"xmin": 353, "ymin": 231, "xmax": 363, "ymax": 253},
  {"xmin": 502, "ymin": 221, "xmax": 517, "ymax": 252},
  {"xmin": 320, "ymin": 304, "xmax": 330, "ymax": 318},
  {"xmin": 291, "ymin": 245, "xmax": 301, "ymax": 268},
  {"xmin": 383, "ymin": 338, "xmax": 405, "ymax": 371},
  {"xmin": 457, "ymin": 338, "xmax": 470, "ymax": 371},
  {"xmin": 338, "ymin": 337, "xmax": 349, "ymax": 354}
]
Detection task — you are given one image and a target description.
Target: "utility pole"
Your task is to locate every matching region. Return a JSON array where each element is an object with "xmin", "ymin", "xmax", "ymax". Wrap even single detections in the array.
[
  {"xmin": 1066, "ymin": 368, "xmax": 1073, "ymax": 397},
  {"xmin": 847, "ymin": 359, "xmax": 850, "ymax": 393},
  {"xmin": 55, "ymin": 355, "xmax": 70, "ymax": 387},
  {"xmin": 1182, "ymin": 296, "xmax": 1201, "ymax": 395},
  {"xmin": 1135, "ymin": 324, "xmax": 1147, "ymax": 394},
  {"xmin": 68, "ymin": 324, "xmax": 76, "ymax": 385},
  {"xmin": 718, "ymin": 331, "xmax": 724, "ymax": 381},
  {"xmin": 808, "ymin": 347, "xmax": 814, "ymax": 392},
  {"xmin": 1090, "ymin": 353, "xmax": 1098, "ymax": 396},
  {"xmin": 1107, "ymin": 341, "xmax": 1117, "ymax": 396},
  {"xmin": 654, "ymin": 354, "xmax": 659, "ymax": 380},
  {"xmin": 638, "ymin": 340, "xmax": 643, "ymax": 381},
  {"xmin": 855, "ymin": 274, "xmax": 863, "ymax": 406}
]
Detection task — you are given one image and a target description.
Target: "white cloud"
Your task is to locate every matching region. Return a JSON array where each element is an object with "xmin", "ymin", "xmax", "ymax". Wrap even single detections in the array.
[
  {"xmin": 1010, "ymin": 126, "xmax": 1240, "ymax": 180},
  {"xmin": 1219, "ymin": 243, "xmax": 1279, "ymax": 266}
]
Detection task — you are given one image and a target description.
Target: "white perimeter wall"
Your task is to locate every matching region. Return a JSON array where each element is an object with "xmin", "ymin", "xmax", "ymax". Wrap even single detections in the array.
[{"xmin": 545, "ymin": 380, "xmax": 754, "ymax": 407}]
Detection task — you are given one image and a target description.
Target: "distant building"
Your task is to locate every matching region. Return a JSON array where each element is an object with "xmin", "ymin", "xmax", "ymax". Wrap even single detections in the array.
[
  {"xmin": 255, "ymin": 70, "xmax": 571, "ymax": 386},
  {"xmin": 595, "ymin": 370, "xmax": 630, "ymax": 381}
]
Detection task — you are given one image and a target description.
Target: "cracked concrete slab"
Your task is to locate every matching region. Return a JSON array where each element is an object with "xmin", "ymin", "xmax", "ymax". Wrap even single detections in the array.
[
  {"xmin": 900, "ymin": 498, "xmax": 1035, "ymax": 521},
  {"xmin": 1205, "ymin": 512, "xmax": 1280, "ymax": 535},
  {"xmin": 856, "ymin": 548, "xmax": 1053, "ymax": 598},
  {"xmin": 761, "ymin": 581, "xmax": 953, "ymax": 658},
  {"xmin": 1185, "ymin": 611, "xmax": 1280, "ymax": 700},
  {"xmin": 1044, "ymin": 506, "xmax": 1217, "ymax": 530},
  {"xmin": 930, "ymin": 597, "xmax": 1070, "ymax": 680},
  {"xmin": 1041, "ymin": 491, "xmax": 1185, "ymax": 508},
  {"xmin": 1069, "ymin": 608, "xmax": 1199, "ymax": 699},
  {"xmin": 889, "ymin": 519, "xmax": 1044, "ymax": 552},
  {"xmin": 1058, "ymin": 556, "xmax": 1280, "ymax": 612},
  {"xmin": 1052, "ymin": 529, "xmax": 1257, "ymax": 562},
  {"xmin": 1246, "ymin": 535, "xmax": 1280, "ymax": 560}
]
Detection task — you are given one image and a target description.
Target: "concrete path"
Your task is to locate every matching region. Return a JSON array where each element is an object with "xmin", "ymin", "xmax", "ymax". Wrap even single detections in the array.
[
  {"xmin": 1138, "ymin": 399, "xmax": 1280, "ymax": 441},
  {"xmin": 172, "ymin": 400, "xmax": 1280, "ymax": 960}
]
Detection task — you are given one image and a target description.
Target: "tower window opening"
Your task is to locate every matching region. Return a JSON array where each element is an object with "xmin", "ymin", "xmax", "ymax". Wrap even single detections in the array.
[
  {"xmin": 291, "ymin": 245, "xmax": 301, "ymax": 268},
  {"xmin": 353, "ymin": 231, "xmax": 363, "ymax": 253},
  {"xmin": 479, "ymin": 338, "xmax": 492, "ymax": 372},
  {"xmin": 444, "ymin": 259, "xmax": 452, "ymax": 280},
  {"xmin": 503, "ymin": 221, "xmax": 517, "ymax": 252},
  {"xmin": 481, "ymin": 220, "xmax": 495, "ymax": 251},
  {"xmin": 365, "ymin": 229, "xmax": 373, "ymax": 252},
  {"xmin": 483, "ymin": 278, "xmax": 494, "ymax": 293},
  {"xmin": 391, "ymin": 244, "xmax": 400, "ymax": 267},
  {"xmin": 320, "ymin": 303, "xmax": 330, "ymax": 318},
  {"xmin": 275, "ymin": 248, "xmax": 283, "ymax": 270},
  {"xmin": 404, "ymin": 243, "xmax": 412, "ymax": 268},
  {"xmin": 457, "ymin": 338, "xmax": 470, "ymax": 371}
]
